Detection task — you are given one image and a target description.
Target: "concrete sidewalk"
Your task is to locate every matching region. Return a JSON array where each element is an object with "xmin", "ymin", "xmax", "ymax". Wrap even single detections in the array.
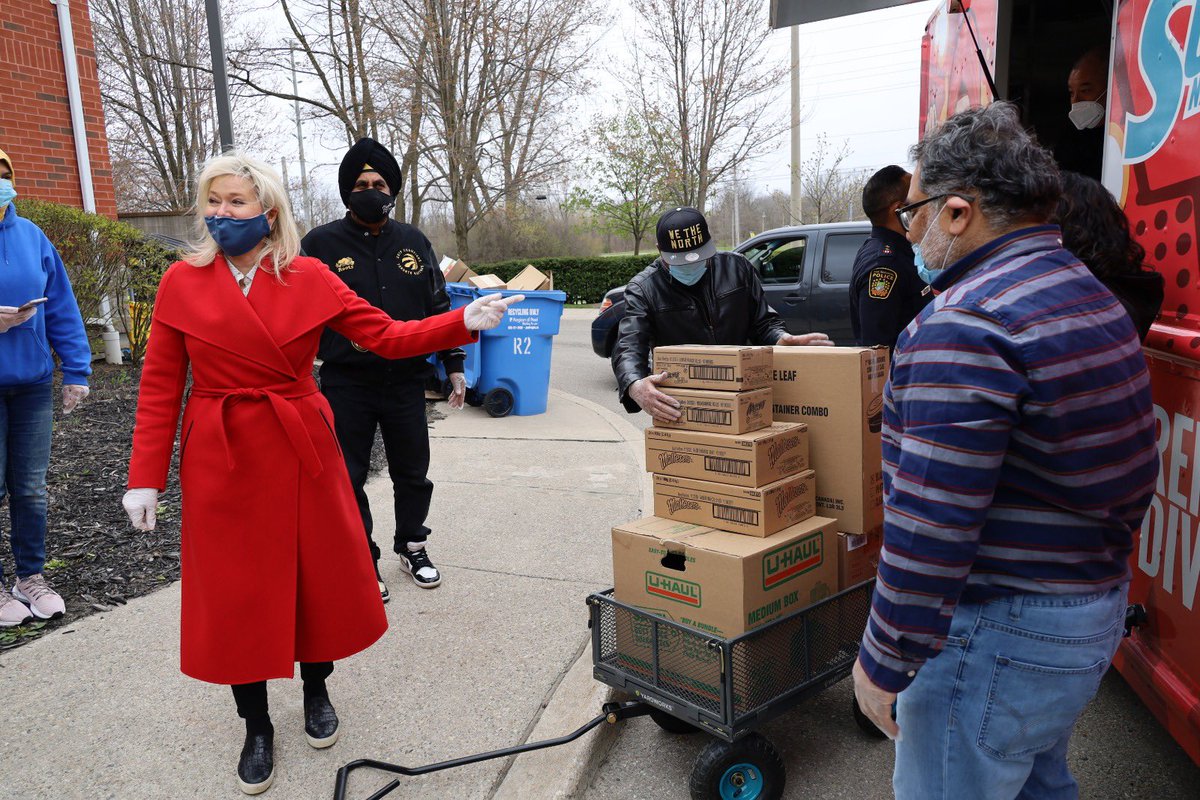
[{"xmin": 0, "ymin": 388, "xmax": 647, "ymax": 800}]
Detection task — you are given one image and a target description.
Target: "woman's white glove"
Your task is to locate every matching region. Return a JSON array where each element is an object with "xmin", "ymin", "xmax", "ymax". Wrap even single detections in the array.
[
  {"xmin": 463, "ymin": 293, "xmax": 525, "ymax": 331},
  {"xmin": 122, "ymin": 488, "xmax": 159, "ymax": 531},
  {"xmin": 0, "ymin": 305, "xmax": 36, "ymax": 333},
  {"xmin": 62, "ymin": 384, "xmax": 89, "ymax": 414}
]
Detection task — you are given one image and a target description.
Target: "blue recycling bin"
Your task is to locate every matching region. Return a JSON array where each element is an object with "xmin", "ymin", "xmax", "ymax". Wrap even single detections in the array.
[{"xmin": 434, "ymin": 283, "xmax": 566, "ymax": 417}]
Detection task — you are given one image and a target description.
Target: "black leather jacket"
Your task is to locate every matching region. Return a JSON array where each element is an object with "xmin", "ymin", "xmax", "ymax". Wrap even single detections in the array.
[{"xmin": 612, "ymin": 252, "xmax": 788, "ymax": 413}]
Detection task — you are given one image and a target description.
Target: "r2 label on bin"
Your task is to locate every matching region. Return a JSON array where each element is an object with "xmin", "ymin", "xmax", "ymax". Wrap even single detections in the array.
[
  {"xmin": 505, "ymin": 307, "xmax": 541, "ymax": 331},
  {"xmin": 513, "ymin": 337, "xmax": 533, "ymax": 355}
]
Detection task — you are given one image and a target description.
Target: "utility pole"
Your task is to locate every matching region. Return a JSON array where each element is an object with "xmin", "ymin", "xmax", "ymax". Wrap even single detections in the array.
[
  {"xmin": 732, "ymin": 164, "xmax": 741, "ymax": 245},
  {"xmin": 289, "ymin": 43, "xmax": 314, "ymax": 228},
  {"xmin": 204, "ymin": 0, "xmax": 234, "ymax": 150},
  {"xmin": 790, "ymin": 24, "xmax": 802, "ymax": 225}
]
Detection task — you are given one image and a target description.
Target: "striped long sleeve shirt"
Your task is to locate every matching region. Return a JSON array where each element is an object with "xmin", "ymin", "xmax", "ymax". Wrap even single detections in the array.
[{"xmin": 859, "ymin": 226, "xmax": 1159, "ymax": 693}]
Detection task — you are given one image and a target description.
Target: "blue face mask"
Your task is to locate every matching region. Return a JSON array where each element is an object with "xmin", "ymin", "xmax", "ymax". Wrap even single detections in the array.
[
  {"xmin": 205, "ymin": 214, "xmax": 272, "ymax": 257},
  {"xmin": 0, "ymin": 178, "xmax": 16, "ymax": 210},
  {"xmin": 914, "ymin": 245, "xmax": 942, "ymax": 285},
  {"xmin": 668, "ymin": 262, "xmax": 708, "ymax": 286}
]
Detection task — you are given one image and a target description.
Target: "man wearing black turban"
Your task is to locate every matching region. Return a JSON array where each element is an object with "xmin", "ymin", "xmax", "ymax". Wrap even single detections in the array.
[{"xmin": 302, "ymin": 138, "xmax": 463, "ymax": 601}]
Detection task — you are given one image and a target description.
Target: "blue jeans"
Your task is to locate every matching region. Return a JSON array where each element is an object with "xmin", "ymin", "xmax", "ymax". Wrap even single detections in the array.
[
  {"xmin": 0, "ymin": 382, "xmax": 53, "ymax": 583},
  {"xmin": 894, "ymin": 584, "xmax": 1128, "ymax": 800}
]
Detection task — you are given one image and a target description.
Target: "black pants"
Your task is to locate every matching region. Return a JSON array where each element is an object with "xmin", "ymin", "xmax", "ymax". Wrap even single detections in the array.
[
  {"xmin": 231, "ymin": 661, "xmax": 333, "ymax": 722},
  {"xmin": 321, "ymin": 379, "xmax": 432, "ymax": 563}
]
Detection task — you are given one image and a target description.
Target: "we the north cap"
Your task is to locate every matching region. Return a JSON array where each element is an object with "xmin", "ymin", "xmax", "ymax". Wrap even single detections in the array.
[{"xmin": 656, "ymin": 207, "xmax": 718, "ymax": 266}]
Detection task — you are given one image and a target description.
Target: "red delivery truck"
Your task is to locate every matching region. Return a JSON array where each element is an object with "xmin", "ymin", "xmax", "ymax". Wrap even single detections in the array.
[{"xmin": 772, "ymin": 0, "xmax": 1200, "ymax": 768}]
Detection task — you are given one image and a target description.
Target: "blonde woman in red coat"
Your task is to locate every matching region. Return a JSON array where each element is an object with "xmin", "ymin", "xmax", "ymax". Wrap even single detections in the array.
[{"xmin": 121, "ymin": 152, "xmax": 520, "ymax": 795}]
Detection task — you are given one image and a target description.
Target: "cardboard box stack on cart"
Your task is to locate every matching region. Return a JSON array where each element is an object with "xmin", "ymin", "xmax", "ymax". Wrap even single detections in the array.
[{"xmin": 612, "ymin": 345, "xmax": 840, "ymax": 644}]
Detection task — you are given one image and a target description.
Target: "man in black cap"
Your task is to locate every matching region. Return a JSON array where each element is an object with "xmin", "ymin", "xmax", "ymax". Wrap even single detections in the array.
[
  {"xmin": 302, "ymin": 137, "xmax": 464, "ymax": 599},
  {"xmin": 850, "ymin": 165, "xmax": 930, "ymax": 350},
  {"xmin": 612, "ymin": 207, "xmax": 833, "ymax": 421}
]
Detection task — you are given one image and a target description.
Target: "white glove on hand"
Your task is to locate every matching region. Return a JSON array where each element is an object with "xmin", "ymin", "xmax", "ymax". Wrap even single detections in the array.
[
  {"xmin": 777, "ymin": 332, "xmax": 834, "ymax": 347},
  {"xmin": 62, "ymin": 384, "xmax": 89, "ymax": 414},
  {"xmin": 463, "ymin": 293, "xmax": 525, "ymax": 331},
  {"xmin": 122, "ymin": 488, "xmax": 159, "ymax": 531},
  {"xmin": 0, "ymin": 305, "xmax": 36, "ymax": 333},
  {"xmin": 447, "ymin": 372, "xmax": 467, "ymax": 410}
]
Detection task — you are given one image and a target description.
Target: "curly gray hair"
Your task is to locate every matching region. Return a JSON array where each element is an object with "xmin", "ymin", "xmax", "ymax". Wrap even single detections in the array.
[{"xmin": 911, "ymin": 102, "xmax": 1062, "ymax": 229}]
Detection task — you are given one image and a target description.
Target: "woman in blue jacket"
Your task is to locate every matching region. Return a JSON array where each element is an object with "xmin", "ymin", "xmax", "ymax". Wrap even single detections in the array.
[{"xmin": 0, "ymin": 147, "xmax": 92, "ymax": 626}]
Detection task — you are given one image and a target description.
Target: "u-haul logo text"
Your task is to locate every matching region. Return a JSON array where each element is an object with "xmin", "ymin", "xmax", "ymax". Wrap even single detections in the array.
[
  {"xmin": 762, "ymin": 533, "xmax": 822, "ymax": 590},
  {"xmin": 646, "ymin": 571, "xmax": 701, "ymax": 607},
  {"xmin": 1141, "ymin": 404, "xmax": 1200, "ymax": 610}
]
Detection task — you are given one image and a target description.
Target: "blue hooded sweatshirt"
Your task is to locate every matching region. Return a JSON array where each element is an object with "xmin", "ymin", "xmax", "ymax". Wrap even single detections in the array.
[{"xmin": 0, "ymin": 203, "xmax": 92, "ymax": 388}]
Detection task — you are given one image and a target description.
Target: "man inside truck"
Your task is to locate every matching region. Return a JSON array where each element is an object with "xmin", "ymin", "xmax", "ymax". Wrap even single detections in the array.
[
  {"xmin": 1053, "ymin": 47, "xmax": 1108, "ymax": 180},
  {"xmin": 852, "ymin": 102, "xmax": 1158, "ymax": 799}
]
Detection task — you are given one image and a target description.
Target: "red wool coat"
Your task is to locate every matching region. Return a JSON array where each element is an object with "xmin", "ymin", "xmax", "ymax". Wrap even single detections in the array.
[{"xmin": 127, "ymin": 255, "xmax": 476, "ymax": 684}]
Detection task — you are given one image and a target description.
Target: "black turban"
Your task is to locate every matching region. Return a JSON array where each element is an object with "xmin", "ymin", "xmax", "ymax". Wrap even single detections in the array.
[{"xmin": 338, "ymin": 138, "xmax": 402, "ymax": 205}]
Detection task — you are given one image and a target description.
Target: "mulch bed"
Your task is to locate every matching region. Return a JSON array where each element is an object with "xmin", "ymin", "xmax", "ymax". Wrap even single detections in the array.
[{"xmin": 0, "ymin": 363, "xmax": 443, "ymax": 650}]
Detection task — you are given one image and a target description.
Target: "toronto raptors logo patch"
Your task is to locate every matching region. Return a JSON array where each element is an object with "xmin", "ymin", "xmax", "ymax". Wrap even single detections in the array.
[
  {"xmin": 397, "ymin": 249, "xmax": 424, "ymax": 275},
  {"xmin": 868, "ymin": 268, "xmax": 897, "ymax": 299}
]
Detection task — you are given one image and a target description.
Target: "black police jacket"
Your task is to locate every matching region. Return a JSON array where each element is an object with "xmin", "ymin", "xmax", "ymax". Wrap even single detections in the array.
[
  {"xmin": 611, "ymin": 252, "xmax": 788, "ymax": 413},
  {"xmin": 302, "ymin": 214, "xmax": 465, "ymax": 386},
  {"xmin": 849, "ymin": 226, "xmax": 929, "ymax": 350}
]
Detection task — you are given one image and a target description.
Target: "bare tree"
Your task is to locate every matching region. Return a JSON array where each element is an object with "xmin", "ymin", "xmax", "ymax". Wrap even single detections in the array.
[
  {"xmin": 628, "ymin": 0, "xmax": 784, "ymax": 213},
  {"xmin": 799, "ymin": 134, "xmax": 864, "ymax": 223}
]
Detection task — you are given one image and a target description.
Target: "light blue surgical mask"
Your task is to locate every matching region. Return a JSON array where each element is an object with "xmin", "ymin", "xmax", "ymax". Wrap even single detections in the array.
[
  {"xmin": 914, "ymin": 246, "xmax": 942, "ymax": 285},
  {"xmin": 0, "ymin": 179, "xmax": 16, "ymax": 210},
  {"xmin": 668, "ymin": 262, "xmax": 708, "ymax": 286}
]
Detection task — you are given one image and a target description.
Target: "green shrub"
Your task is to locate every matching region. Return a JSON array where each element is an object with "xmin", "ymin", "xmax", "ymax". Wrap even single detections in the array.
[
  {"xmin": 14, "ymin": 199, "xmax": 176, "ymax": 362},
  {"xmin": 470, "ymin": 255, "xmax": 655, "ymax": 303}
]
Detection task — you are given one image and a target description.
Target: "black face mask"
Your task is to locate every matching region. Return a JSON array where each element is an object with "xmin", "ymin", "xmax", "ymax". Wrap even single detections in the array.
[{"xmin": 348, "ymin": 189, "xmax": 396, "ymax": 224}]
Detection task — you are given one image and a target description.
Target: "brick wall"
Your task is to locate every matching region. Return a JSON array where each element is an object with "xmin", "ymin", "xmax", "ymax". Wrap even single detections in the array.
[{"xmin": 0, "ymin": 0, "xmax": 117, "ymax": 218}]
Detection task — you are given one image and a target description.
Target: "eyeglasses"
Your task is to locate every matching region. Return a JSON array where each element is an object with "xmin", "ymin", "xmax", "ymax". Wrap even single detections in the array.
[{"xmin": 895, "ymin": 192, "xmax": 976, "ymax": 232}]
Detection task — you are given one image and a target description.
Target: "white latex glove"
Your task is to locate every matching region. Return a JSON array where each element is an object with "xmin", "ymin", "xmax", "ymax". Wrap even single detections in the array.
[
  {"xmin": 777, "ymin": 332, "xmax": 834, "ymax": 347},
  {"xmin": 122, "ymin": 488, "xmax": 159, "ymax": 531},
  {"xmin": 628, "ymin": 371, "xmax": 681, "ymax": 423},
  {"xmin": 447, "ymin": 372, "xmax": 467, "ymax": 410},
  {"xmin": 0, "ymin": 305, "xmax": 36, "ymax": 333},
  {"xmin": 463, "ymin": 293, "xmax": 525, "ymax": 330},
  {"xmin": 62, "ymin": 384, "xmax": 89, "ymax": 414},
  {"xmin": 852, "ymin": 657, "xmax": 901, "ymax": 740}
]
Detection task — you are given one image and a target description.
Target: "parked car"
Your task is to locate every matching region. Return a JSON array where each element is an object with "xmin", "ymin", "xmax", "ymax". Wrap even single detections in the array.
[{"xmin": 591, "ymin": 221, "xmax": 872, "ymax": 357}]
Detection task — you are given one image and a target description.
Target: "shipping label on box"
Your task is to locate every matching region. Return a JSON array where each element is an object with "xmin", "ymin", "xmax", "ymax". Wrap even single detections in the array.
[
  {"xmin": 655, "ymin": 386, "xmax": 772, "ymax": 435},
  {"xmin": 654, "ymin": 345, "xmax": 773, "ymax": 391},
  {"xmin": 838, "ymin": 526, "xmax": 882, "ymax": 590},
  {"xmin": 653, "ymin": 470, "xmax": 815, "ymax": 537},
  {"xmin": 771, "ymin": 347, "xmax": 888, "ymax": 535},
  {"xmin": 612, "ymin": 515, "xmax": 838, "ymax": 640},
  {"xmin": 645, "ymin": 423, "xmax": 808, "ymax": 488}
]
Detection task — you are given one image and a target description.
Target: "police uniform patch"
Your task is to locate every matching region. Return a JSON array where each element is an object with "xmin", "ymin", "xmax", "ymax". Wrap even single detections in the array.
[
  {"xmin": 868, "ymin": 268, "xmax": 897, "ymax": 299},
  {"xmin": 335, "ymin": 257, "xmax": 355, "ymax": 272},
  {"xmin": 881, "ymin": 245, "xmax": 893, "ymax": 255},
  {"xmin": 397, "ymin": 249, "xmax": 424, "ymax": 275}
]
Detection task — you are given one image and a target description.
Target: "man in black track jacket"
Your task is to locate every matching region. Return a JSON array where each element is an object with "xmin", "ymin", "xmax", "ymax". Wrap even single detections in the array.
[{"xmin": 303, "ymin": 137, "xmax": 462, "ymax": 599}]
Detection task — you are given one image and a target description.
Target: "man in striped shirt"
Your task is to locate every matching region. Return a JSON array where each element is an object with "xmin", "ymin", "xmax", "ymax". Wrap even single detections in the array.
[{"xmin": 852, "ymin": 103, "xmax": 1158, "ymax": 799}]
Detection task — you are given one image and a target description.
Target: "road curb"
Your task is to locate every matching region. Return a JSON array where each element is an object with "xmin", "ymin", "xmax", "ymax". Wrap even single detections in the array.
[{"xmin": 489, "ymin": 388, "xmax": 650, "ymax": 799}]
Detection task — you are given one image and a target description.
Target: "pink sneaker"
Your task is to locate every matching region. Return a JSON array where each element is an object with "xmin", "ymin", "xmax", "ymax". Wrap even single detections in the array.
[
  {"xmin": 13, "ymin": 574, "xmax": 65, "ymax": 620},
  {"xmin": 0, "ymin": 586, "xmax": 32, "ymax": 627}
]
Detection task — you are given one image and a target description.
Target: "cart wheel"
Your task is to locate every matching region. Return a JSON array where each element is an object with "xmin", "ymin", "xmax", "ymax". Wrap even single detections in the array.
[
  {"xmin": 648, "ymin": 707, "xmax": 700, "ymax": 735},
  {"xmin": 689, "ymin": 732, "xmax": 785, "ymax": 800},
  {"xmin": 483, "ymin": 388, "xmax": 514, "ymax": 418},
  {"xmin": 852, "ymin": 696, "xmax": 889, "ymax": 740},
  {"xmin": 465, "ymin": 389, "xmax": 484, "ymax": 407}
]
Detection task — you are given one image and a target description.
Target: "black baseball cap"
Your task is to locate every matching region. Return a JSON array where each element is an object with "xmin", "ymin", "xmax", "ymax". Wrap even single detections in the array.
[{"xmin": 656, "ymin": 207, "xmax": 717, "ymax": 266}]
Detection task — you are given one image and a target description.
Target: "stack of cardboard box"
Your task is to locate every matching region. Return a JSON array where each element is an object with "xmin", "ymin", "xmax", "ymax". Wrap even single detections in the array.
[{"xmin": 612, "ymin": 345, "xmax": 840, "ymax": 642}]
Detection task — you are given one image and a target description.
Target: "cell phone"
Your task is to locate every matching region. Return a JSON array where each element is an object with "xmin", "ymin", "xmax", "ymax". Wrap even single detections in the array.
[{"xmin": 18, "ymin": 297, "xmax": 48, "ymax": 311}]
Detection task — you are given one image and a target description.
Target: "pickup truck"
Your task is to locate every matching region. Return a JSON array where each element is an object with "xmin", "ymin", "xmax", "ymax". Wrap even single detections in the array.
[{"xmin": 591, "ymin": 221, "xmax": 872, "ymax": 357}]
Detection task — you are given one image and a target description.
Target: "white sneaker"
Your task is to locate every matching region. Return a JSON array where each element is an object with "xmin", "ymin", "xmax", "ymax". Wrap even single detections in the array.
[
  {"xmin": 13, "ymin": 574, "xmax": 66, "ymax": 620},
  {"xmin": 0, "ymin": 587, "xmax": 32, "ymax": 627},
  {"xmin": 399, "ymin": 546, "xmax": 441, "ymax": 589}
]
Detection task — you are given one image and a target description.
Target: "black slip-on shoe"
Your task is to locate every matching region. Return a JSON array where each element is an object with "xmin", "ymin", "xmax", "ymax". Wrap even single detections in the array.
[
  {"xmin": 237, "ymin": 731, "xmax": 274, "ymax": 795},
  {"xmin": 304, "ymin": 694, "xmax": 340, "ymax": 749}
]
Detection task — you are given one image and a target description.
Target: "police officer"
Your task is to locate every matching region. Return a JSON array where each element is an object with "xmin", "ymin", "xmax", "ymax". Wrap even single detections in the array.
[
  {"xmin": 850, "ymin": 165, "xmax": 929, "ymax": 349},
  {"xmin": 302, "ymin": 138, "xmax": 463, "ymax": 600}
]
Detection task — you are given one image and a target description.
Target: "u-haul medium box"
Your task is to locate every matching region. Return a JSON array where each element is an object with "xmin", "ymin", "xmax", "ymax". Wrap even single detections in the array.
[
  {"xmin": 653, "ymin": 470, "xmax": 815, "ymax": 537},
  {"xmin": 654, "ymin": 345, "xmax": 773, "ymax": 391},
  {"xmin": 655, "ymin": 387, "xmax": 772, "ymax": 435},
  {"xmin": 644, "ymin": 423, "xmax": 808, "ymax": 488},
  {"xmin": 771, "ymin": 347, "xmax": 888, "ymax": 537}
]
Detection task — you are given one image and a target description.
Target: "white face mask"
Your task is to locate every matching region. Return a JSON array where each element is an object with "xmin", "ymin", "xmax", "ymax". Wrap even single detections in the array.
[{"xmin": 1069, "ymin": 92, "xmax": 1106, "ymax": 131}]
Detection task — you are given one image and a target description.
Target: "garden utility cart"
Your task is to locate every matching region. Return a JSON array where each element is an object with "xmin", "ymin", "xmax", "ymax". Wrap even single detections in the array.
[{"xmin": 333, "ymin": 580, "xmax": 882, "ymax": 800}]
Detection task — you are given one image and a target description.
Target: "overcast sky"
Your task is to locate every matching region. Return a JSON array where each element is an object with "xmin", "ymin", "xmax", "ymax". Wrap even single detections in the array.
[{"xmin": 266, "ymin": 0, "xmax": 940, "ymax": 201}]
